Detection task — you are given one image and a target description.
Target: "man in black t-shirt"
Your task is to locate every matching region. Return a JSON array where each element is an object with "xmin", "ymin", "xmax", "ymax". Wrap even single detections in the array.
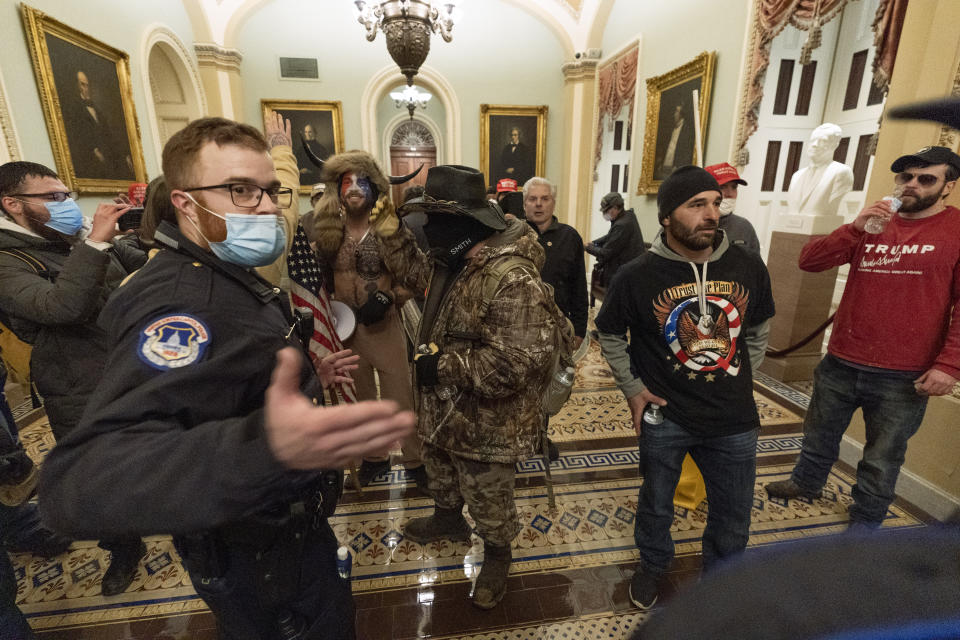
[{"xmin": 596, "ymin": 166, "xmax": 774, "ymax": 612}]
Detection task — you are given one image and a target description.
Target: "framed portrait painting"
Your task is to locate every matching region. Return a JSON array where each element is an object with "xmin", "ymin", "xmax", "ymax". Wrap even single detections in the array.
[
  {"xmin": 480, "ymin": 104, "xmax": 547, "ymax": 188},
  {"xmin": 21, "ymin": 4, "xmax": 147, "ymax": 193},
  {"xmin": 261, "ymin": 100, "xmax": 345, "ymax": 194},
  {"xmin": 636, "ymin": 51, "xmax": 716, "ymax": 195}
]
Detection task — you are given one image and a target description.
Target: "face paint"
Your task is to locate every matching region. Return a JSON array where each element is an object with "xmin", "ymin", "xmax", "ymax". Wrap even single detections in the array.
[{"xmin": 339, "ymin": 172, "xmax": 377, "ymax": 210}]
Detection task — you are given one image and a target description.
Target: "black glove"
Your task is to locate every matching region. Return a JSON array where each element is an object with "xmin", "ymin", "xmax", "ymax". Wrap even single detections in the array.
[
  {"xmin": 357, "ymin": 290, "xmax": 392, "ymax": 326},
  {"xmin": 414, "ymin": 351, "xmax": 441, "ymax": 387}
]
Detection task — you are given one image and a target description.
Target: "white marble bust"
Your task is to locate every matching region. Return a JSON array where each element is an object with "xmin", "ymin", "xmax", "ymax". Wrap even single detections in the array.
[{"xmin": 786, "ymin": 123, "xmax": 855, "ymax": 217}]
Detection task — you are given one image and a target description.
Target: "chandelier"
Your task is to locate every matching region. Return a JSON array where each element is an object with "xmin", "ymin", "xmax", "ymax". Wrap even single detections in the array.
[
  {"xmin": 390, "ymin": 85, "xmax": 432, "ymax": 120},
  {"xmin": 354, "ymin": 0, "xmax": 458, "ymax": 85}
]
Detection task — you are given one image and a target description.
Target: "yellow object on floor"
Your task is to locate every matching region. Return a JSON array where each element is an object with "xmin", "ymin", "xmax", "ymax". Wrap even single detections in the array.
[{"xmin": 674, "ymin": 454, "xmax": 706, "ymax": 510}]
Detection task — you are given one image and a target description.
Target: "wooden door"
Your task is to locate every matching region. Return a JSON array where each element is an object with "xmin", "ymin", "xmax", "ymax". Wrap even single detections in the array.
[{"xmin": 390, "ymin": 146, "xmax": 436, "ymax": 205}]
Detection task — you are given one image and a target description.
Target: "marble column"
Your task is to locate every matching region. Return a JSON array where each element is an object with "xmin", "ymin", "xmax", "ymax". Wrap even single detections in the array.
[
  {"xmin": 559, "ymin": 50, "xmax": 601, "ymax": 236},
  {"xmin": 193, "ymin": 43, "xmax": 244, "ymax": 120}
]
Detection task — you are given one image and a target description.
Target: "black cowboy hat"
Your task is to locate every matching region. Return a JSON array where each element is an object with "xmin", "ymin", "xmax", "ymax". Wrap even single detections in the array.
[{"xmin": 397, "ymin": 165, "xmax": 507, "ymax": 231}]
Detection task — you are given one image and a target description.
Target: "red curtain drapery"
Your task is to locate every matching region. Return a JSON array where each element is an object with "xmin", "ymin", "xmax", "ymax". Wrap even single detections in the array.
[
  {"xmin": 595, "ymin": 44, "xmax": 638, "ymax": 172},
  {"xmin": 737, "ymin": 0, "xmax": 848, "ymax": 161},
  {"xmin": 872, "ymin": 0, "xmax": 909, "ymax": 89}
]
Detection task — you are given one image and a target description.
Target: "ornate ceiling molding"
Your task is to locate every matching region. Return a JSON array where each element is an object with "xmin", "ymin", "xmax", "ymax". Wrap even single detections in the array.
[
  {"xmin": 561, "ymin": 48, "xmax": 601, "ymax": 81},
  {"xmin": 194, "ymin": 43, "xmax": 243, "ymax": 73}
]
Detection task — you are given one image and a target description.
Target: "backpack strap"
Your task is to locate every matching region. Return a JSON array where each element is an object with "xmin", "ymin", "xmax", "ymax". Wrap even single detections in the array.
[
  {"xmin": 478, "ymin": 255, "xmax": 535, "ymax": 318},
  {"xmin": 0, "ymin": 248, "xmax": 49, "ymax": 279}
]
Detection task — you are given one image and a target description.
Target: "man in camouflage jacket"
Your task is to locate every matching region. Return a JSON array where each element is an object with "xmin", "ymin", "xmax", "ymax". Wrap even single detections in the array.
[{"xmin": 397, "ymin": 165, "xmax": 560, "ymax": 611}]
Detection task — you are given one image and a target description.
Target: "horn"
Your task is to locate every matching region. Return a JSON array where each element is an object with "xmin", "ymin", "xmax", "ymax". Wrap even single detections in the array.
[
  {"xmin": 389, "ymin": 163, "xmax": 424, "ymax": 185},
  {"xmin": 300, "ymin": 135, "xmax": 325, "ymax": 168}
]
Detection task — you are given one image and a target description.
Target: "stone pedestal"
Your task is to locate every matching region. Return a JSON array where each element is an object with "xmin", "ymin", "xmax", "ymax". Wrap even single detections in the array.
[{"xmin": 759, "ymin": 221, "xmax": 841, "ymax": 382}]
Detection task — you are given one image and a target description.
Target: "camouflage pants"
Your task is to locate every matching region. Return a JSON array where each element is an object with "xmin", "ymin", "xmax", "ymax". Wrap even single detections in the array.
[{"xmin": 421, "ymin": 442, "xmax": 520, "ymax": 547}]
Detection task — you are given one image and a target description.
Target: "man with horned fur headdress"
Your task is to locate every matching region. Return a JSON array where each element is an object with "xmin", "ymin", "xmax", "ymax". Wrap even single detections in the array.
[{"xmin": 311, "ymin": 150, "xmax": 426, "ymax": 486}]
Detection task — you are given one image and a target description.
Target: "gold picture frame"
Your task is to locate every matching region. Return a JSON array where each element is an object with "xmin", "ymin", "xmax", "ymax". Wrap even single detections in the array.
[
  {"xmin": 480, "ymin": 104, "xmax": 548, "ymax": 188},
  {"xmin": 261, "ymin": 99, "xmax": 345, "ymax": 194},
  {"xmin": 636, "ymin": 51, "xmax": 716, "ymax": 195},
  {"xmin": 21, "ymin": 4, "xmax": 147, "ymax": 193}
]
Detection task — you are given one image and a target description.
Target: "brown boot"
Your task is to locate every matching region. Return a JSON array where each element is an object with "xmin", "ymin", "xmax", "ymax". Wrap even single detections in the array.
[
  {"xmin": 472, "ymin": 543, "xmax": 511, "ymax": 610},
  {"xmin": 403, "ymin": 506, "xmax": 472, "ymax": 544}
]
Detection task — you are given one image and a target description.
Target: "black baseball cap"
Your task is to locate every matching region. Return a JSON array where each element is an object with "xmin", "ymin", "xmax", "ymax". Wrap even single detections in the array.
[{"xmin": 890, "ymin": 146, "xmax": 960, "ymax": 174}]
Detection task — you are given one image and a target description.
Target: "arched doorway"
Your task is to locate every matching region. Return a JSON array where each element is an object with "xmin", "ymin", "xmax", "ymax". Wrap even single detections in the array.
[
  {"xmin": 389, "ymin": 121, "xmax": 437, "ymax": 204},
  {"xmin": 147, "ymin": 42, "xmax": 202, "ymax": 151}
]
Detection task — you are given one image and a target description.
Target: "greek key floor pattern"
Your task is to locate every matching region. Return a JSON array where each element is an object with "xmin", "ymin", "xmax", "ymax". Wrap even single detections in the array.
[{"xmin": 12, "ymin": 343, "xmax": 933, "ymax": 639}]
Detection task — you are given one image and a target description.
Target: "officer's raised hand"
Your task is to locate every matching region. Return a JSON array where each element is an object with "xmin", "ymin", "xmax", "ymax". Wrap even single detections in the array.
[{"xmin": 265, "ymin": 347, "xmax": 415, "ymax": 469}]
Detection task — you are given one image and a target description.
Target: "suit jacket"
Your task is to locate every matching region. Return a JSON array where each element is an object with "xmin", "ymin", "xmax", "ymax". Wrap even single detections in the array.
[{"xmin": 786, "ymin": 161, "xmax": 855, "ymax": 217}]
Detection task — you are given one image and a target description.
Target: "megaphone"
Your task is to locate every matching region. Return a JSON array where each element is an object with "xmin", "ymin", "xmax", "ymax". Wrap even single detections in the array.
[{"xmin": 329, "ymin": 300, "xmax": 356, "ymax": 342}]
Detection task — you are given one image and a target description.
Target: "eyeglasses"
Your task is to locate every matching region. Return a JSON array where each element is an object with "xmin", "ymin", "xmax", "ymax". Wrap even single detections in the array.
[
  {"xmin": 183, "ymin": 183, "xmax": 293, "ymax": 209},
  {"xmin": 894, "ymin": 172, "xmax": 941, "ymax": 187},
  {"xmin": 7, "ymin": 191, "xmax": 78, "ymax": 202}
]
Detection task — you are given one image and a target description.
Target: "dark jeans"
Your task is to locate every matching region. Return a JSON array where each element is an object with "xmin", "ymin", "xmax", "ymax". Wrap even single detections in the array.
[
  {"xmin": 635, "ymin": 418, "xmax": 758, "ymax": 575},
  {"xmin": 790, "ymin": 354, "xmax": 928, "ymax": 525},
  {"xmin": 184, "ymin": 520, "xmax": 354, "ymax": 640},
  {"xmin": 0, "ymin": 503, "xmax": 45, "ymax": 639}
]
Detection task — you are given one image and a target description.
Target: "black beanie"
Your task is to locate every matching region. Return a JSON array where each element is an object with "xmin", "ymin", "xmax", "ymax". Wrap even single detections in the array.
[{"xmin": 657, "ymin": 166, "xmax": 722, "ymax": 222}]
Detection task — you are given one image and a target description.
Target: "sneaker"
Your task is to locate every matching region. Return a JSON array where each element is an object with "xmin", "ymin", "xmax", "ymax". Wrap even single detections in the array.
[
  {"xmin": 628, "ymin": 567, "xmax": 659, "ymax": 611},
  {"xmin": 764, "ymin": 478, "xmax": 821, "ymax": 500}
]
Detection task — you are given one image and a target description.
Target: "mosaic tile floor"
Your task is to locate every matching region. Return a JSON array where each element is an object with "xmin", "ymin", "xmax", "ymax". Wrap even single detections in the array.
[{"xmin": 8, "ymin": 341, "xmax": 932, "ymax": 639}]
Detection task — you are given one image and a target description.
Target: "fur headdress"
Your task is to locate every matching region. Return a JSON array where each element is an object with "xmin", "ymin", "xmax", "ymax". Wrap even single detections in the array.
[{"xmin": 312, "ymin": 150, "xmax": 394, "ymax": 259}]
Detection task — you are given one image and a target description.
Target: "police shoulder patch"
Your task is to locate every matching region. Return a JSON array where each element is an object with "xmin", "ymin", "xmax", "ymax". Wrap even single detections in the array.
[{"xmin": 138, "ymin": 314, "xmax": 211, "ymax": 371}]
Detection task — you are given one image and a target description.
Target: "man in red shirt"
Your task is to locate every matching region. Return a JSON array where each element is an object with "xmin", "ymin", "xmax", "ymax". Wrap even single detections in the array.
[{"xmin": 766, "ymin": 146, "xmax": 960, "ymax": 529}]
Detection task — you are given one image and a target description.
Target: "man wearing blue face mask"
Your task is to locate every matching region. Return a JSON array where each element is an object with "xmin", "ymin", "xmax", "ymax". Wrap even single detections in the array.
[
  {"xmin": 40, "ymin": 118, "xmax": 415, "ymax": 639},
  {"xmin": 0, "ymin": 161, "xmax": 149, "ymax": 596}
]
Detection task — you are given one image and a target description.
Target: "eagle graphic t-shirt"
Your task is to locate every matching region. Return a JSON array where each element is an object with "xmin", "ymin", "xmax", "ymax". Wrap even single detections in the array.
[{"xmin": 596, "ymin": 245, "xmax": 775, "ymax": 437}]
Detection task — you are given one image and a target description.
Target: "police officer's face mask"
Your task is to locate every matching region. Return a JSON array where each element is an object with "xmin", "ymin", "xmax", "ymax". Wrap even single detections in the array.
[{"xmin": 184, "ymin": 194, "xmax": 286, "ymax": 267}]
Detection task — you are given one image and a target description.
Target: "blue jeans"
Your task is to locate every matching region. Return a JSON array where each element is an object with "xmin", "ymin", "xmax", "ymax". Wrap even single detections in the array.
[
  {"xmin": 0, "ymin": 503, "xmax": 42, "ymax": 639},
  {"xmin": 791, "ymin": 354, "xmax": 928, "ymax": 525},
  {"xmin": 634, "ymin": 418, "xmax": 758, "ymax": 575}
]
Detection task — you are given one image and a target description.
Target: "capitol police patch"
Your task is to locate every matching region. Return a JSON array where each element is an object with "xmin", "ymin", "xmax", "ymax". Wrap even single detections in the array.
[{"xmin": 138, "ymin": 314, "xmax": 211, "ymax": 370}]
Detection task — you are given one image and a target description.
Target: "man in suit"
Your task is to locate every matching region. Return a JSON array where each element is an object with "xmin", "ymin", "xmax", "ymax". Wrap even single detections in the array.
[
  {"xmin": 785, "ymin": 123, "xmax": 854, "ymax": 217},
  {"xmin": 498, "ymin": 127, "xmax": 534, "ymax": 186},
  {"xmin": 65, "ymin": 71, "xmax": 134, "ymax": 181},
  {"xmin": 656, "ymin": 104, "xmax": 695, "ymax": 180},
  {"xmin": 295, "ymin": 124, "xmax": 330, "ymax": 187}
]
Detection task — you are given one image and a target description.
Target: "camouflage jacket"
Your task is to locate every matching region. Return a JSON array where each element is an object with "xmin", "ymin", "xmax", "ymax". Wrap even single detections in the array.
[{"xmin": 416, "ymin": 218, "xmax": 558, "ymax": 464}]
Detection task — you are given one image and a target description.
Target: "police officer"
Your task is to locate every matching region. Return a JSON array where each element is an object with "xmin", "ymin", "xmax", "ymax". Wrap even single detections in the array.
[{"xmin": 39, "ymin": 117, "xmax": 415, "ymax": 639}]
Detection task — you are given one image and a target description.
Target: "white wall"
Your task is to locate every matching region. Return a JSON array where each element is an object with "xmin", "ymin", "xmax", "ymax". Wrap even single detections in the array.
[
  {"xmin": 236, "ymin": 0, "xmax": 567, "ymax": 185},
  {"xmin": 0, "ymin": 0, "xmax": 196, "ymax": 214},
  {"xmin": 600, "ymin": 0, "xmax": 752, "ymax": 243}
]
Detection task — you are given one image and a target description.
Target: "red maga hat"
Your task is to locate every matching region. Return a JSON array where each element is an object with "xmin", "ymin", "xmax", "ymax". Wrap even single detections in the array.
[
  {"xmin": 704, "ymin": 162, "xmax": 748, "ymax": 187},
  {"xmin": 496, "ymin": 178, "xmax": 518, "ymax": 193}
]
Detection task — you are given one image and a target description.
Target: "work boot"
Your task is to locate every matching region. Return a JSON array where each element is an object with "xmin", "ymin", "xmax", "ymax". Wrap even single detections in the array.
[
  {"xmin": 764, "ymin": 478, "xmax": 821, "ymax": 500},
  {"xmin": 403, "ymin": 506, "xmax": 472, "ymax": 544},
  {"xmin": 356, "ymin": 459, "xmax": 392, "ymax": 488},
  {"xmin": 472, "ymin": 543, "xmax": 512, "ymax": 610},
  {"xmin": 101, "ymin": 540, "xmax": 146, "ymax": 596}
]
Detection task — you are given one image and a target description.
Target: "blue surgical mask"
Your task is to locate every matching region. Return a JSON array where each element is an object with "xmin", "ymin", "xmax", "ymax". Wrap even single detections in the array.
[
  {"xmin": 43, "ymin": 199, "xmax": 84, "ymax": 236},
  {"xmin": 185, "ymin": 195, "xmax": 286, "ymax": 267}
]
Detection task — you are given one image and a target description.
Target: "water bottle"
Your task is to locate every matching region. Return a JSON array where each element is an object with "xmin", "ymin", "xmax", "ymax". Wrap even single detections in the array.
[
  {"xmin": 543, "ymin": 366, "xmax": 575, "ymax": 415},
  {"xmin": 642, "ymin": 403, "xmax": 664, "ymax": 425},
  {"xmin": 336, "ymin": 545, "xmax": 352, "ymax": 580},
  {"xmin": 416, "ymin": 344, "xmax": 457, "ymax": 400},
  {"xmin": 276, "ymin": 611, "xmax": 305, "ymax": 640},
  {"xmin": 865, "ymin": 186, "xmax": 904, "ymax": 234}
]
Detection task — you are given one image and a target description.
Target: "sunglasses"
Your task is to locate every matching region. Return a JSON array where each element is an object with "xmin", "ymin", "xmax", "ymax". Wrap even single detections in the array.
[{"xmin": 894, "ymin": 172, "xmax": 942, "ymax": 187}]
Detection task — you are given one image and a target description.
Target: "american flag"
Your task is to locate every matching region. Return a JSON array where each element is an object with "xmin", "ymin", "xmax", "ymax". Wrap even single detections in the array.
[{"xmin": 287, "ymin": 223, "xmax": 357, "ymax": 404}]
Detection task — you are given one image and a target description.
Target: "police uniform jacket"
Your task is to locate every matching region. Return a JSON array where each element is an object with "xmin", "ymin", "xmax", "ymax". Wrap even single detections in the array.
[{"xmin": 40, "ymin": 221, "xmax": 326, "ymax": 539}]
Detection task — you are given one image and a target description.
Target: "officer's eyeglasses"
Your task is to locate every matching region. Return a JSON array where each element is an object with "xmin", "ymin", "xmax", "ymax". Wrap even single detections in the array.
[
  {"xmin": 7, "ymin": 191, "xmax": 78, "ymax": 202},
  {"xmin": 183, "ymin": 183, "xmax": 293, "ymax": 209},
  {"xmin": 894, "ymin": 172, "xmax": 941, "ymax": 187}
]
